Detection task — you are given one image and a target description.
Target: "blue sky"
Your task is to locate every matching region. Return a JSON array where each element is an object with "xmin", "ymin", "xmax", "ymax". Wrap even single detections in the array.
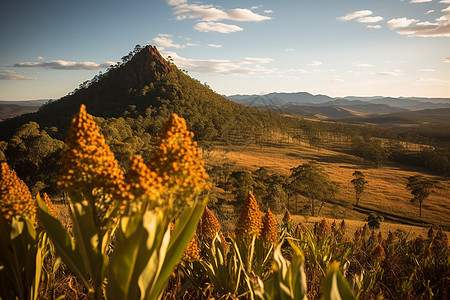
[{"xmin": 1, "ymin": 0, "xmax": 449, "ymax": 100}]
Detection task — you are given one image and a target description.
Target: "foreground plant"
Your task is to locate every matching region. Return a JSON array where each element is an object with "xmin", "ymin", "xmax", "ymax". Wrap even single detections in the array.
[
  {"xmin": 0, "ymin": 162, "xmax": 46, "ymax": 300},
  {"xmin": 37, "ymin": 106, "xmax": 210, "ymax": 300}
]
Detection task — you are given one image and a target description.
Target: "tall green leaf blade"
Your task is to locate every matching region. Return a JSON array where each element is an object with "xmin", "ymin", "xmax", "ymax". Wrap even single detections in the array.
[
  {"xmin": 147, "ymin": 198, "xmax": 207, "ymax": 300},
  {"xmin": 323, "ymin": 262, "xmax": 356, "ymax": 300},
  {"xmin": 36, "ymin": 195, "xmax": 90, "ymax": 288}
]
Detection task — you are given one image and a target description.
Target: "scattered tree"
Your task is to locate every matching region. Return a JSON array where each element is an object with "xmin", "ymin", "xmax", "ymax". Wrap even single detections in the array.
[
  {"xmin": 351, "ymin": 170, "xmax": 368, "ymax": 206},
  {"xmin": 367, "ymin": 212, "xmax": 384, "ymax": 229},
  {"xmin": 289, "ymin": 161, "xmax": 339, "ymax": 216},
  {"xmin": 406, "ymin": 175, "xmax": 439, "ymax": 218}
]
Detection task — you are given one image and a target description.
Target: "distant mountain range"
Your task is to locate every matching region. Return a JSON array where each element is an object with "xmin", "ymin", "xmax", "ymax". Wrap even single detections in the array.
[
  {"xmin": 0, "ymin": 100, "xmax": 50, "ymax": 120},
  {"xmin": 227, "ymin": 92, "xmax": 450, "ymax": 125}
]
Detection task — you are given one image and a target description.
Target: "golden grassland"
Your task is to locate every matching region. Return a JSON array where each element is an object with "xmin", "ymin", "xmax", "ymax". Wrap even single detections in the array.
[{"xmin": 206, "ymin": 142, "xmax": 450, "ymax": 230}]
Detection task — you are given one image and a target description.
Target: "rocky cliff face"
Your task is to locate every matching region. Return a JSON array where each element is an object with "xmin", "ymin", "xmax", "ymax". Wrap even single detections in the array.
[
  {"xmin": 114, "ymin": 46, "xmax": 170, "ymax": 90},
  {"xmin": 106, "ymin": 45, "xmax": 171, "ymax": 92}
]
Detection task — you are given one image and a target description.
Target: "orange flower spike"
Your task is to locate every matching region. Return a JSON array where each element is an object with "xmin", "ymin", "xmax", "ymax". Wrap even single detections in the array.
[
  {"xmin": 58, "ymin": 104, "xmax": 125, "ymax": 198},
  {"xmin": 200, "ymin": 206, "xmax": 221, "ymax": 242},
  {"xmin": 148, "ymin": 114, "xmax": 211, "ymax": 209},
  {"xmin": 125, "ymin": 155, "xmax": 162, "ymax": 200},
  {"xmin": 58, "ymin": 104, "xmax": 126, "ymax": 228},
  {"xmin": 235, "ymin": 191, "xmax": 262, "ymax": 242},
  {"xmin": 0, "ymin": 162, "xmax": 35, "ymax": 225},
  {"xmin": 182, "ymin": 236, "xmax": 201, "ymax": 261},
  {"xmin": 42, "ymin": 193, "xmax": 59, "ymax": 217},
  {"xmin": 261, "ymin": 208, "xmax": 279, "ymax": 244}
]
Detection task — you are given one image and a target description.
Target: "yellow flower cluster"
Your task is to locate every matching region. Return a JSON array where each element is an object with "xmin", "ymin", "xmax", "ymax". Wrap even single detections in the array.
[
  {"xmin": 235, "ymin": 191, "xmax": 262, "ymax": 242},
  {"xmin": 261, "ymin": 209, "xmax": 278, "ymax": 244},
  {"xmin": 147, "ymin": 114, "xmax": 211, "ymax": 208},
  {"xmin": 199, "ymin": 206, "xmax": 221, "ymax": 242},
  {"xmin": 182, "ymin": 236, "xmax": 201, "ymax": 261},
  {"xmin": 0, "ymin": 162, "xmax": 35, "ymax": 225},
  {"xmin": 59, "ymin": 104, "xmax": 125, "ymax": 196},
  {"xmin": 58, "ymin": 104, "xmax": 126, "ymax": 226},
  {"xmin": 42, "ymin": 192, "xmax": 58, "ymax": 217},
  {"xmin": 125, "ymin": 155, "xmax": 160, "ymax": 199}
]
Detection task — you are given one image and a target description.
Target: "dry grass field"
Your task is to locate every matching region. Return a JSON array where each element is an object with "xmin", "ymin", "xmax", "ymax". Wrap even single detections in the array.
[{"xmin": 206, "ymin": 142, "xmax": 450, "ymax": 231}]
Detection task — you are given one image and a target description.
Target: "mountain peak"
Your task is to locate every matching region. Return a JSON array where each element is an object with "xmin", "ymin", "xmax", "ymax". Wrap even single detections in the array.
[{"xmin": 110, "ymin": 45, "xmax": 170, "ymax": 91}]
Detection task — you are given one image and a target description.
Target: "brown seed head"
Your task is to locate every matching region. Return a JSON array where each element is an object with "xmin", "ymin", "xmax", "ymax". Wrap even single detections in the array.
[
  {"xmin": 261, "ymin": 208, "xmax": 279, "ymax": 244},
  {"xmin": 370, "ymin": 244, "xmax": 386, "ymax": 262},
  {"xmin": 200, "ymin": 206, "xmax": 221, "ymax": 242},
  {"xmin": 282, "ymin": 209, "xmax": 291, "ymax": 224},
  {"xmin": 316, "ymin": 218, "xmax": 331, "ymax": 238}
]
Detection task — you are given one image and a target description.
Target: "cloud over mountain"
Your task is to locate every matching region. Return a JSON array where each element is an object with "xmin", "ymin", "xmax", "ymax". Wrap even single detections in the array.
[{"xmin": 161, "ymin": 51, "xmax": 273, "ymax": 75}]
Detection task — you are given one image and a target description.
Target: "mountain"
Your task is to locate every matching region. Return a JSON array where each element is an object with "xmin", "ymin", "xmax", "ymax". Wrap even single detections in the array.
[
  {"xmin": 0, "ymin": 46, "xmax": 272, "ymax": 142},
  {"xmin": 0, "ymin": 100, "xmax": 49, "ymax": 120},
  {"xmin": 228, "ymin": 92, "xmax": 334, "ymax": 105},
  {"xmin": 228, "ymin": 92, "xmax": 450, "ymax": 119}
]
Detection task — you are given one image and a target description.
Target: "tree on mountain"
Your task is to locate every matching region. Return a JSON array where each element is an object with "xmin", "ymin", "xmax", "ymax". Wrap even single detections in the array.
[
  {"xmin": 351, "ymin": 170, "xmax": 368, "ymax": 206},
  {"xmin": 289, "ymin": 161, "xmax": 339, "ymax": 216},
  {"xmin": 406, "ymin": 175, "xmax": 439, "ymax": 218}
]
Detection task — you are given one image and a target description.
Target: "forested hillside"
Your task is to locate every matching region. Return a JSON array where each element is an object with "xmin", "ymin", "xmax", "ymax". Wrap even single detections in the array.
[{"xmin": 1, "ymin": 45, "xmax": 449, "ymax": 196}]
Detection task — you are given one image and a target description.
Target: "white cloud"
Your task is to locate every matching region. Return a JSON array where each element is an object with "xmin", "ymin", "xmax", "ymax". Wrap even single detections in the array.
[
  {"xmin": 160, "ymin": 50, "xmax": 273, "ymax": 75},
  {"xmin": 194, "ymin": 22, "xmax": 243, "ymax": 33},
  {"xmin": 170, "ymin": 2, "xmax": 271, "ymax": 22},
  {"xmin": 37, "ymin": 56, "xmax": 44, "ymax": 60},
  {"xmin": 416, "ymin": 77, "xmax": 450, "ymax": 84},
  {"xmin": 441, "ymin": 0, "xmax": 450, "ymax": 3},
  {"xmin": 0, "ymin": 70, "xmax": 33, "ymax": 80},
  {"xmin": 396, "ymin": 20, "xmax": 450, "ymax": 37},
  {"xmin": 151, "ymin": 34, "xmax": 200, "ymax": 48},
  {"xmin": 444, "ymin": 56, "xmax": 450, "ymax": 62},
  {"xmin": 390, "ymin": 6, "xmax": 450, "ymax": 37},
  {"xmin": 287, "ymin": 68, "xmax": 307, "ymax": 73},
  {"xmin": 208, "ymin": 43, "xmax": 222, "ymax": 48},
  {"xmin": 264, "ymin": 10, "xmax": 273, "ymax": 14},
  {"xmin": 387, "ymin": 17, "xmax": 419, "ymax": 28},
  {"xmin": 375, "ymin": 69, "xmax": 402, "ymax": 76},
  {"xmin": 425, "ymin": 10, "xmax": 434, "ymax": 14},
  {"xmin": 152, "ymin": 34, "xmax": 183, "ymax": 48},
  {"xmin": 307, "ymin": 61, "xmax": 322, "ymax": 66},
  {"xmin": 357, "ymin": 16, "xmax": 384, "ymax": 23},
  {"xmin": 285, "ymin": 48, "xmax": 294, "ymax": 52},
  {"xmin": 354, "ymin": 63, "xmax": 373, "ymax": 67},
  {"xmin": 12, "ymin": 60, "xmax": 113, "ymax": 70},
  {"xmin": 419, "ymin": 68, "xmax": 436, "ymax": 71},
  {"xmin": 367, "ymin": 25, "xmax": 382, "ymax": 29},
  {"xmin": 168, "ymin": 0, "xmax": 187, "ymax": 5},
  {"xmin": 337, "ymin": 10, "xmax": 372, "ymax": 21},
  {"xmin": 410, "ymin": 0, "xmax": 432, "ymax": 3}
]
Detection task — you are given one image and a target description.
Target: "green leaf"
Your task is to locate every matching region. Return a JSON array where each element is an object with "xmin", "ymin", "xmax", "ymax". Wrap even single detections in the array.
[
  {"xmin": 36, "ymin": 194, "xmax": 90, "ymax": 288},
  {"xmin": 147, "ymin": 197, "xmax": 207, "ymax": 300},
  {"xmin": 323, "ymin": 262, "xmax": 356, "ymax": 300}
]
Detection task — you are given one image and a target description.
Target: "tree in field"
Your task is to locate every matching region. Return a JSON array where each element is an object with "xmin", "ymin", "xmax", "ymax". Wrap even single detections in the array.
[
  {"xmin": 351, "ymin": 171, "xmax": 368, "ymax": 206},
  {"xmin": 289, "ymin": 161, "xmax": 339, "ymax": 216},
  {"xmin": 406, "ymin": 175, "xmax": 439, "ymax": 218}
]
